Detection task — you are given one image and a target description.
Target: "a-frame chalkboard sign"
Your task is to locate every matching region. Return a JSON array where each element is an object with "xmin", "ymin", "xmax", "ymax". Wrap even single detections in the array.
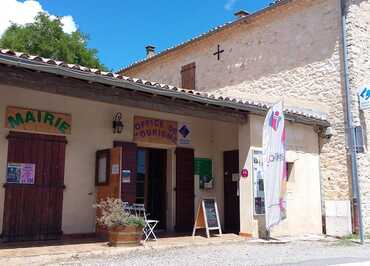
[{"xmin": 192, "ymin": 198, "xmax": 222, "ymax": 238}]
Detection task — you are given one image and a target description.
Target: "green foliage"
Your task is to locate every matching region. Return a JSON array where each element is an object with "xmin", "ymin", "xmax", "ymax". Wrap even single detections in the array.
[
  {"xmin": 94, "ymin": 197, "xmax": 145, "ymax": 229},
  {"xmin": 0, "ymin": 13, "xmax": 108, "ymax": 71},
  {"xmin": 125, "ymin": 216, "xmax": 146, "ymax": 228}
]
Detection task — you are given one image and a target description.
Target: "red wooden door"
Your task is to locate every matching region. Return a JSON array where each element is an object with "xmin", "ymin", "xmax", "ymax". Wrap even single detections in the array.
[
  {"xmin": 95, "ymin": 147, "xmax": 122, "ymax": 238},
  {"xmin": 2, "ymin": 132, "xmax": 66, "ymax": 242},
  {"xmin": 113, "ymin": 141, "xmax": 137, "ymax": 204},
  {"xmin": 175, "ymin": 147, "xmax": 194, "ymax": 232},
  {"xmin": 223, "ymin": 150, "xmax": 240, "ymax": 233}
]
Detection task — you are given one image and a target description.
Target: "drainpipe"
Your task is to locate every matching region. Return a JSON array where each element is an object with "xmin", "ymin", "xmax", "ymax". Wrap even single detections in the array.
[
  {"xmin": 317, "ymin": 135, "xmax": 326, "ymax": 234},
  {"xmin": 340, "ymin": 0, "xmax": 365, "ymax": 244}
]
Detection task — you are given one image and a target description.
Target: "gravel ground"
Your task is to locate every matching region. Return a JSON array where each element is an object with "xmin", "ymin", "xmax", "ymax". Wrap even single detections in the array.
[{"xmin": 49, "ymin": 240, "xmax": 370, "ymax": 266}]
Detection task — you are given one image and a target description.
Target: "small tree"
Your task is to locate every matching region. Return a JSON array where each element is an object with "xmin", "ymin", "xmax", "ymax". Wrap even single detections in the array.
[{"xmin": 0, "ymin": 13, "xmax": 108, "ymax": 71}]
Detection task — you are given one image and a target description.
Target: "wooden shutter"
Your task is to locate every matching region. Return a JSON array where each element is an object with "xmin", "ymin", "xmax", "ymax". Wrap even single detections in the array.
[
  {"xmin": 3, "ymin": 132, "xmax": 66, "ymax": 241},
  {"xmin": 95, "ymin": 147, "xmax": 122, "ymax": 237},
  {"xmin": 113, "ymin": 141, "xmax": 137, "ymax": 203},
  {"xmin": 175, "ymin": 147, "xmax": 194, "ymax": 232},
  {"xmin": 181, "ymin": 62, "xmax": 196, "ymax": 90}
]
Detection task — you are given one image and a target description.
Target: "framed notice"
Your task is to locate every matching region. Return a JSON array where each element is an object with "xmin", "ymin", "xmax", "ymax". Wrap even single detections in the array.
[
  {"xmin": 7, "ymin": 163, "xmax": 35, "ymax": 184},
  {"xmin": 194, "ymin": 158, "xmax": 213, "ymax": 189},
  {"xmin": 252, "ymin": 149, "xmax": 265, "ymax": 215},
  {"xmin": 122, "ymin": 170, "xmax": 131, "ymax": 183},
  {"xmin": 6, "ymin": 163, "xmax": 21, "ymax": 183},
  {"xmin": 111, "ymin": 164, "xmax": 120, "ymax": 175}
]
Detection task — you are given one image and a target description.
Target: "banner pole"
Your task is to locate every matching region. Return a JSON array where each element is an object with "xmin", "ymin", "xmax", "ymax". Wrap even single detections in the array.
[{"xmin": 266, "ymin": 229, "xmax": 270, "ymax": 241}]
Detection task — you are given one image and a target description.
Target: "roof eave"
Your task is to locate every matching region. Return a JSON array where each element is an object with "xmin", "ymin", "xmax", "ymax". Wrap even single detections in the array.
[{"xmin": 0, "ymin": 52, "xmax": 329, "ymax": 128}]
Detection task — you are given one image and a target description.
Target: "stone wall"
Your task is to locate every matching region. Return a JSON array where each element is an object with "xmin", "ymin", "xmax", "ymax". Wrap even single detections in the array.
[
  {"xmin": 346, "ymin": 0, "xmax": 370, "ymax": 232},
  {"xmin": 123, "ymin": 0, "xmax": 352, "ymax": 204}
]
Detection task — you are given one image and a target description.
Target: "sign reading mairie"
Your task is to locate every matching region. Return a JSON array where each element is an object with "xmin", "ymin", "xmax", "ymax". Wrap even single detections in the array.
[{"xmin": 5, "ymin": 106, "xmax": 72, "ymax": 135}]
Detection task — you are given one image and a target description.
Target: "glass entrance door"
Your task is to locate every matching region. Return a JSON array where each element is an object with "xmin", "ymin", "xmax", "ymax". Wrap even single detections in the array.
[{"xmin": 136, "ymin": 148, "xmax": 167, "ymax": 230}]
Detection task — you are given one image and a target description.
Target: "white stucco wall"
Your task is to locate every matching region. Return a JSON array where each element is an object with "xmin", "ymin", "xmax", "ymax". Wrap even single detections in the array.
[
  {"xmin": 0, "ymin": 85, "xmax": 238, "ymax": 234},
  {"xmin": 239, "ymin": 115, "xmax": 322, "ymax": 237}
]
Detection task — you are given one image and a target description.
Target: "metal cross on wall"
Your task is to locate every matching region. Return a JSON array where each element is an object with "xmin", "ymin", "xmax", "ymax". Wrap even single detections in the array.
[{"xmin": 213, "ymin": 44, "xmax": 224, "ymax": 61}]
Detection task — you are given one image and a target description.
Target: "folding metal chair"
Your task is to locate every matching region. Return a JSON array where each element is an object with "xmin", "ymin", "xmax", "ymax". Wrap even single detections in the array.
[
  {"xmin": 122, "ymin": 202, "xmax": 133, "ymax": 214},
  {"xmin": 132, "ymin": 203, "xmax": 159, "ymax": 241}
]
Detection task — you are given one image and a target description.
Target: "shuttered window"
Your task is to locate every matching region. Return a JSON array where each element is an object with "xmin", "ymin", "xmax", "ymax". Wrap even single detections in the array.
[
  {"xmin": 175, "ymin": 147, "xmax": 195, "ymax": 232},
  {"xmin": 181, "ymin": 62, "xmax": 196, "ymax": 90}
]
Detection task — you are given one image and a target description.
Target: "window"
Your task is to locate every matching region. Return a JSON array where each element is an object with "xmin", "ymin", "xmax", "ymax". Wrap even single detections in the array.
[
  {"xmin": 181, "ymin": 62, "xmax": 196, "ymax": 90},
  {"xmin": 95, "ymin": 149, "xmax": 110, "ymax": 185}
]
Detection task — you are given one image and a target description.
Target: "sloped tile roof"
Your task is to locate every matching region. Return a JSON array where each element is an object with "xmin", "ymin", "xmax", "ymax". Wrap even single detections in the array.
[{"xmin": 0, "ymin": 49, "xmax": 329, "ymax": 126}]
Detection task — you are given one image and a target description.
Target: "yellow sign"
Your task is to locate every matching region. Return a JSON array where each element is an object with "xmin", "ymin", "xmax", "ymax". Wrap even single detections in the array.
[
  {"xmin": 5, "ymin": 106, "xmax": 72, "ymax": 135},
  {"xmin": 134, "ymin": 116, "xmax": 177, "ymax": 145}
]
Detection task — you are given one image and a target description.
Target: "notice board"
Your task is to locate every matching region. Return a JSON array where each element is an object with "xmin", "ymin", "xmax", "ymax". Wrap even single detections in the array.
[
  {"xmin": 194, "ymin": 158, "xmax": 213, "ymax": 189},
  {"xmin": 192, "ymin": 198, "xmax": 222, "ymax": 238},
  {"xmin": 6, "ymin": 163, "xmax": 35, "ymax": 184}
]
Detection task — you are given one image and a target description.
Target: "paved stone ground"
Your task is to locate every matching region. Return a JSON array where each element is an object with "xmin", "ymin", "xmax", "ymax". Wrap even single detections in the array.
[{"xmin": 50, "ymin": 240, "xmax": 370, "ymax": 266}]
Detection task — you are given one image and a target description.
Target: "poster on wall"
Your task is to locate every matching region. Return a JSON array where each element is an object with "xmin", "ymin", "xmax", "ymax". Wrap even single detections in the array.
[
  {"xmin": 20, "ymin": 163, "xmax": 36, "ymax": 184},
  {"xmin": 122, "ymin": 170, "xmax": 131, "ymax": 183},
  {"xmin": 7, "ymin": 163, "xmax": 35, "ymax": 184},
  {"xmin": 6, "ymin": 163, "xmax": 21, "ymax": 183},
  {"xmin": 178, "ymin": 122, "xmax": 191, "ymax": 145},
  {"xmin": 111, "ymin": 164, "xmax": 120, "ymax": 175},
  {"xmin": 252, "ymin": 150, "xmax": 265, "ymax": 215}
]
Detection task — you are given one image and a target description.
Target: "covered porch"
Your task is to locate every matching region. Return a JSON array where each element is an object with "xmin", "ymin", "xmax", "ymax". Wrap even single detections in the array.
[{"xmin": 0, "ymin": 50, "xmax": 330, "ymax": 242}]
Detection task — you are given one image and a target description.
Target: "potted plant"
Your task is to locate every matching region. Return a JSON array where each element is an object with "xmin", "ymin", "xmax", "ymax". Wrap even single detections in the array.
[{"xmin": 94, "ymin": 197, "xmax": 145, "ymax": 246}]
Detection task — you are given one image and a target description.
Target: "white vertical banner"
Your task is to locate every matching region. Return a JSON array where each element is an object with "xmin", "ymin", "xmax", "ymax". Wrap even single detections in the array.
[{"xmin": 262, "ymin": 102, "xmax": 287, "ymax": 230}]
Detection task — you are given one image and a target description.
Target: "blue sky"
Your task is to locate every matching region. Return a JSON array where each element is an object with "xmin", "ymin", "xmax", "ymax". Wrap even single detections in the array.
[{"xmin": 24, "ymin": 0, "xmax": 273, "ymax": 71}]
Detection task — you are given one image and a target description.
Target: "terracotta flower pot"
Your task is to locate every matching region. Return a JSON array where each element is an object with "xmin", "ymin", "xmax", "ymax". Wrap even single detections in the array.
[{"xmin": 108, "ymin": 225, "xmax": 143, "ymax": 247}]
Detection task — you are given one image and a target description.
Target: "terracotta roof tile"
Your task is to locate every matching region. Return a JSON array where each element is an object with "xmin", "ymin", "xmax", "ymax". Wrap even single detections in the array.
[{"xmin": 0, "ymin": 48, "xmax": 329, "ymax": 126}]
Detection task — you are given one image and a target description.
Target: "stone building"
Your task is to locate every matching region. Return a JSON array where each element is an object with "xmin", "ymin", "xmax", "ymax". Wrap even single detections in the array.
[
  {"xmin": 0, "ymin": 49, "xmax": 327, "ymax": 241},
  {"xmin": 119, "ymin": 0, "xmax": 370, "ymax": 236}
]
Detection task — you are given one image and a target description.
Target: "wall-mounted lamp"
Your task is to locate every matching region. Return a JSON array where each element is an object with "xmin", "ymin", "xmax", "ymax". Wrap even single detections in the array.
[{"xmin": 113, "ymin": 112, "xmax": 124, "ymax": 134}]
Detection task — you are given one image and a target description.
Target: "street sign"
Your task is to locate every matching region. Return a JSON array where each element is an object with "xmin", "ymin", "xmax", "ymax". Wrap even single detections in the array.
[{"xmin": 358, "ymin": 85, "xmax": 370, "ymax": 110}]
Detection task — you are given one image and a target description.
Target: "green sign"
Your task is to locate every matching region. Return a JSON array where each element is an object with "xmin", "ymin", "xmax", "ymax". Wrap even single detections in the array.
[
  {"xmin": 6, "ymin": 106, "xmax": 72, "ymax": 135},
  {"xmin": 194, "ymin": 158, "xmax": 213, "ymax": 189}
]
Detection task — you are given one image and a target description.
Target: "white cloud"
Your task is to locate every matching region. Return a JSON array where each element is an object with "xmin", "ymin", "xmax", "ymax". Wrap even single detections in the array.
[
  {"xmin": 60, "ymin": 16, "xmax": 77, "ymax": 34},
  {"xmin": 224, "ymin": 0, "xmax": 238, "ymax": 11},
  {"xmin": 0, "ymin": 0, "xmax": 77, "ymax": 37}
]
